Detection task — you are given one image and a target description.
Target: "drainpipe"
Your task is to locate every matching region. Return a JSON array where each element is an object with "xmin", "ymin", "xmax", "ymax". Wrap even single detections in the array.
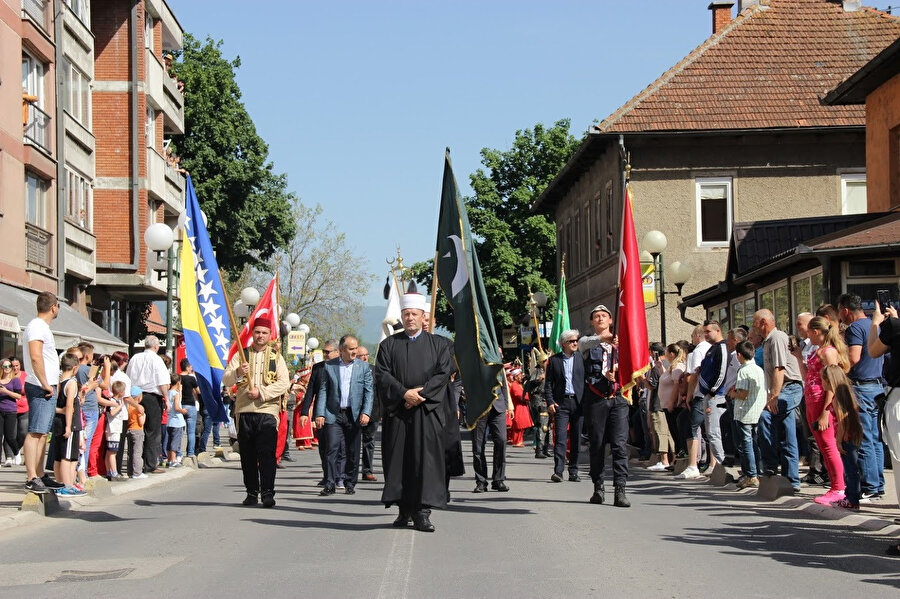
[
  {"xmin": 54, "ymin": 0, "xmax": 66, "ymax": 299},
  {"xmin": 97, "ymin": 0, "xmax": 141, "ymax": 272}
]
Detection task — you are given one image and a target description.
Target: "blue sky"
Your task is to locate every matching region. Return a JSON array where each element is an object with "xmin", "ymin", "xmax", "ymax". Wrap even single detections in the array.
[{"xmin": 167, "ymin": 0, "xmax": 717, "ymax": 305}]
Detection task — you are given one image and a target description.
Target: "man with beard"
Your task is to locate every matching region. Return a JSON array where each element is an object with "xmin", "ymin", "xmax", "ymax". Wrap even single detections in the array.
[{"xmin": 374, "ymin": 293, "xmax": 453, "ymax": 532}]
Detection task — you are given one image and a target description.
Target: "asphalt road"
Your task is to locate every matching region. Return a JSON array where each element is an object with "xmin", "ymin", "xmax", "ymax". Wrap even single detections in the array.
[{"xmin": 0, "ymin": 444, "xmax": 897, "ymax": 598}]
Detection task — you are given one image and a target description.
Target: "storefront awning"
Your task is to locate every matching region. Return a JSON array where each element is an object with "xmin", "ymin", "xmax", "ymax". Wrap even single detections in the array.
[
  {"xmin": 0, "ymin": 307, "xmax": 20, "ymax": 334},
  {"xmin": 0, "ymin": 283, "xmax": 127, "ymax": 355}
]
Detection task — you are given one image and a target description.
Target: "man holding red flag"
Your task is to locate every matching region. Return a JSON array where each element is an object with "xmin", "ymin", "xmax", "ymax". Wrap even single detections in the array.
[{"xmin": 577, "ymin": 185, "xmax": 650, "ymax": 509}]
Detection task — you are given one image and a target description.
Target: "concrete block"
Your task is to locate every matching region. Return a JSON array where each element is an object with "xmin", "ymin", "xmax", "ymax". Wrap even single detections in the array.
[
  {"xmin": 708, "ymin": 463, "xmax": 734, "ymax": 487},
  {"xmin": 672, "ymin": 457, "xmax": 689, "ymax": 476},
  {"xmin": 214, "ymin": 447, "xmax": 227, "ymax": 458},
  {"xmin": 20, "ymin": 491, "xmax": 61, "ymax": 516},
  {"xmin": 224, "ymin": 451, "xmax": 241, "ymax": 462},
  {"xmin": 86, "ymin": 476, "xmax": 112, "ymax": 498},
  {"xmin": 756, "ymin": 474, "xmax": 796, "ymax": 501},
  {"xmin": 182, "ymin": 456, "xmax": 198, "ymax": 469}
]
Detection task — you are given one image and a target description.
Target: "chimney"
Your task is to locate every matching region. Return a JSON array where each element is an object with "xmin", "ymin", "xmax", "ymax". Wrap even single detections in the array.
[
  {"xmin": 737, "ymin": 0, "xmax": 759, "ymax": 13},
  {"xmin": 709, "ymin": 1, "xmax": 735, "ymax": 34},
  {"xmin": 843, "ymin": 0, "xmax": 861, "ymax": 11}
]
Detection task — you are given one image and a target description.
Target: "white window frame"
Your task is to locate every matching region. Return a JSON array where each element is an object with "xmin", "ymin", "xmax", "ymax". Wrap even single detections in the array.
[
  {"xmin": 840, "ymin": 172, "xmax": 867, "ymax": 215},
  {"xmin": 144, "ymin": 14, "xmax": 154, "ymax": 50},
  {"xmin": 729, "ymin": 292, "xmax": 756, "ymax": 328},
  {"xmin": 65, "ymin": 168, "xmax": 92, "ymax": 230},
  {"xmin": 789, "ymin": 266, "xmax": 824, "ymax": 318},
  {"xmin": 64, "ymin": 0, "xmax": 90, "ymax": 23},
  {"xmin": 146, "ymin": 105, "xmax": 156, "ymax": 148},
  {"xmin": 64, "ymin": 62, "xmax": 91, "ymax": 126},
  {"xmin": 695, "ymin": 176, "xmax": 733, "ymax": 247},
  {"xmin": 22, "ymin": 51, "xmax": 44, "ymax": 105}
]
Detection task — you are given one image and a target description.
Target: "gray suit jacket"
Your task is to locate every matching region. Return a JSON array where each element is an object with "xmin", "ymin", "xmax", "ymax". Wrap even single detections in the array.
[{"xmin": 316, "ymin": 357, "xmax": 374, "ymax": 424}]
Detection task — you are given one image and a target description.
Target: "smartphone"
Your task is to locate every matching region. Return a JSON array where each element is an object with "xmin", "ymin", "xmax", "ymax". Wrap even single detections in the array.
[{"xmin": 876, "ymin": 289, "xmax": 892, "ymax": 311}]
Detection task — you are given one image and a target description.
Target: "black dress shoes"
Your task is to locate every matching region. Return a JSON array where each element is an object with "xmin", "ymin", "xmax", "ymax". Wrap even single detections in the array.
[
  {"xmin": 393, "ymin": 512, "xmax": 411, "ymax": 527},
  {"xmin": 345, "ymin": 487, "xmax": 356, "ymax": 495},
  {"xmin": 411, "ymin": 510, "xmax": 435, "ymax": 533},
  {"xmin": 589, "ymin": 485, "xmax": 604, "ymax": 504},
  {"xmin": 319, "ymin": 486, "xmax": 335, "ymax": 496},
  {"xmin": 261, "ymin": 492, "xmax": 276, "ymax": 508},
  {"xmin": 473, "ymin": 484, "xmax": 488, "ymax": 493},
  {"xmin": 534, "ymin": 452, "xmax": 546, "ymax": 459},
  {"xmin": 569, "ymin": 474, "xmax": 581, "ymax": 482},
  {"xmin": 550, "ymin": 473, "xmax": 563, "ymax": 483},
  {"xmin": 242, "ymin": 493, "xmax": 259, "ymax": 506},
  {"xmin": 491, "ymin": 481, "xmax": 509, "ymax": 492}
]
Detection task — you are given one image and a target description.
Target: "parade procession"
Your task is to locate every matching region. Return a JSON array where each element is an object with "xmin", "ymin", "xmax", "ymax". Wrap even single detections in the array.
[{"xmin": 1, "ymin": 0, "xmax": 899, "ymax": 596}]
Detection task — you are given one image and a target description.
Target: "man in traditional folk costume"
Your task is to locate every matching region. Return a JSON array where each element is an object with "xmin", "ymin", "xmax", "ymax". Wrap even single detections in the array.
[{"xmin": 223, "ymin": 318, "xmax": 290, "ymax": 508}]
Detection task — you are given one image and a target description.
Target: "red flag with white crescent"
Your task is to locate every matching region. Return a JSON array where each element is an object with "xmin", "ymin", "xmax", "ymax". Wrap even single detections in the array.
[
  {"xmin": 615, "ymin": 185, "xmax": 650, "ymax": 402},
  {"xmin": 227, "ymin": 275, "xmax": 280, "ymax": 362}
]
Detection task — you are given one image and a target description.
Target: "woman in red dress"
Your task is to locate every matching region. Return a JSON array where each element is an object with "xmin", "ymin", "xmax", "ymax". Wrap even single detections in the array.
[
  {"xmin": 507, "ymin": 368, "xmax": 533, "ymax": 447},
  {"xmin": 292, "ymin": 367, "xmax": 314, "ymax": 449}
]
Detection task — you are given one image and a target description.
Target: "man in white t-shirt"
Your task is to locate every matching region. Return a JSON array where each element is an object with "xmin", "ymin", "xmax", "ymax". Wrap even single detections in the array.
[
  {"xmin": 676, "ymin": 325, "xmax": 710, "ymax": 480},
  {"xmin": 126, "ymin": 336, "xmax": 170, "ymax": 473},
  {"xmin": 22, "ymin": 291, "xmax": 64, "ymax": 494}
]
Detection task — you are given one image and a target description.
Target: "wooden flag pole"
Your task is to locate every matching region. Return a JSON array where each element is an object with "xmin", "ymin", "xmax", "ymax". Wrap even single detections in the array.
[
  {"xmin": 217, "ymin": 270, "xmax": 254, "ymax": 392},
  {"xmin": 429, "ymin": 251, "xmax": 439, "ymax": 331}
]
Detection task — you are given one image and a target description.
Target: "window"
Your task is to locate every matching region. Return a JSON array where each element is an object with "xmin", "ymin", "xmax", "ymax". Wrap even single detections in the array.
[
  {"xmin": 64, "ymin": 0, "xmax": 90, "ymax": 23},
  {"xmin": 25, "ymin": 172, "xmax": 48, "ymax": 228},
  {"xmin": 64, "ymin": 62, "xmax": 91, "ymax": 126},
  {"xmin": 572, "ymin": 209, "xmax": 580, "ymax": 275},
  {"xmin": 696, "ymin": 177, "xmax": 732, "ymax": 246},
  {"xmin": 792, "ymin": 268, "xmax": 824, "ymax": 317},
  {"xmin": 841, "ymin": 173, "xmax": 866, "ymax": 215},
  {"xmin": 758, "ymin": 283, "xmax": 790, "ymax": 332},
  {"xmin": 66, "ymin": 168, "xmax": 92, "ymax": 230},
  {"xmin": 146, "ymin": 105, "xmax": 156, "ymax": 148},
  {"xmin": 844, "ymin": 258, "xmax": 899, "ymax": 311},
  {"xmin": 582, "ymin": 200, "xmax": 590, "ymax": 269},
  {"xmin": 707, "ymin": 304, "xmax": 730, "ymax": 333},
  {"xmin": 144, "ymin": 14, "xmax": 154, "ymax": 50},
  {"xmin": 22, "ymin": 52, "xmax": 44, "ymax": 102}
]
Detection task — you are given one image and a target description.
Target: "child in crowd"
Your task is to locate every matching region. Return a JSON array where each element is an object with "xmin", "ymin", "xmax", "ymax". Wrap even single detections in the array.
[
  {"xmin": 51, "ymin": 353, "xmax": 86, "ymax": 496},
  {"xmin": 732, "ymin": 340, "xmax": 767, "ymax": 490},
  {"xmin": 166, "ymin": 374, "xmax": 187, "ymax": 468},
  {"xmin": 104, "ymin": 381, "xmax": 128, "ymax": 481},
  {"xmin": 822, "ymin": 365, "xmax": 864, "ymax": 510},
  {"xmin": 126, "ymin": 386, "xmax": 147, "ymax": 479}
]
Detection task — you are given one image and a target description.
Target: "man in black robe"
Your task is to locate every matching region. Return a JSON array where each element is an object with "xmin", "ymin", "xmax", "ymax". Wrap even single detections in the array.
[{"xmin": 374, "ymin": 292, "xmax": 453, "ymax": 532}]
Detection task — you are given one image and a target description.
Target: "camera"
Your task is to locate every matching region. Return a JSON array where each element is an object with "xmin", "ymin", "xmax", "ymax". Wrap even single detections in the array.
[{"xmin": 876, "ymin": 289, "xmax": 893, "ymax": 311}]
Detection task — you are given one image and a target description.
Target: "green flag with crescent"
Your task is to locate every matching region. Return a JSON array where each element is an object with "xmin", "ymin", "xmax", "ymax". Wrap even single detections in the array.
[
  {"xmin": 435, "ymin": 149, "xmax": 503, "ymax": 429},
  {"xmin": 548, "ymin": 267, "xmax": 570, "ymax": 354}
]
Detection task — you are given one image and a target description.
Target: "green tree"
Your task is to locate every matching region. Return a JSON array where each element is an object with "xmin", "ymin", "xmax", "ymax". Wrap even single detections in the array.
[
  {"xmin": 172, "ymin": 34, "xmax": 294, "ymax": 276},
  {"xmin": 413, "ymin": 119, "xmax": 580, "ymax": 334}
]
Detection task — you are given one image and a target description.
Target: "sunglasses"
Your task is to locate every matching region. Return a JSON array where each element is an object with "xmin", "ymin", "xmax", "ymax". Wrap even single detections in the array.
[{"xmin": 1, "ymin": 364, "xmax": 10, "ymax": 369}]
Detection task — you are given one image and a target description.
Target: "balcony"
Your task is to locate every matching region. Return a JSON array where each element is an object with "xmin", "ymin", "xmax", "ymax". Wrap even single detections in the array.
[
  {"xmin": 25, "ymin": 222, "xmax": 53, "ymax": 274},
  {"xmin": 147, "ymin": 148, "xmax": 185, "ymax": 213},
  {"xmin": 146, "ymin": 49, "xmax": 185, "ymax": 135},
  {"xmin": 21, "ymin": 0, "xmax": 48, "ymax": 33},
  {"xmin": 24, "ymin": 102, "xmax": 52, "ymax": 155},
  {"xmin": 64, "ymin": 221, "xmax": 96, "ymax": 281}
]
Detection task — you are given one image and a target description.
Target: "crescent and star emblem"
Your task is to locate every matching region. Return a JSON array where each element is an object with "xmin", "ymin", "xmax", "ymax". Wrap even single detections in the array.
[{"xmin": 443, "ymin": 234, "xmax": 470, "ymax": 298}]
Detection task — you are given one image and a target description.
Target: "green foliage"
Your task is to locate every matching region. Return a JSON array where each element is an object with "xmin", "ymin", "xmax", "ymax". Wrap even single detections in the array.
[
  {"xmin": 171, "ymin": 34, "xmax": 294, "ymax": 276},
  {"xmin": 413, "ymin": 119, "xmax": 580, "ymax": 334}
]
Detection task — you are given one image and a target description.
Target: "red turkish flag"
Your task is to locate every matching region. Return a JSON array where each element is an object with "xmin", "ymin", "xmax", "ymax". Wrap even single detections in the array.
[
  {"xmin": 615, "ymin": 185, "xmax": 650, "ymax": 402},
  {"xmin": 227, "ymin": 275, "xmax": 280, "ymax": 362}
]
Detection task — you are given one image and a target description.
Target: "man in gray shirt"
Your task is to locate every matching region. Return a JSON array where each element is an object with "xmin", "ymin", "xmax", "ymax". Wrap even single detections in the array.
[{"xmin": 754, "ymin": 309, "xmax": 803, "ymax": 491}]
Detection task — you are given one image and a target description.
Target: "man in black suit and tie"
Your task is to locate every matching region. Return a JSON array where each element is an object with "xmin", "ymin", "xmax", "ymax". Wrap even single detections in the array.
[{"xmin": 545, "ymin": 329, "xmax": 585, "ymax": 483}]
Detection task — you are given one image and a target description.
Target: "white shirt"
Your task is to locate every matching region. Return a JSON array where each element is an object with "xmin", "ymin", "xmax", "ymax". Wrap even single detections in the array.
[
  {"xmin": 723, "ymin": 350, "xmax": 740, "ymax": 396},
  {"xmin": 688, "ymin": 340, "xmax": 711, "ymax": 399},
  {"xmin": 125, "ymin": 349, "xmax": 170, "ymax": 395},
  {"xmin": 23, "ymin": 317, "xmax": 58, "ymax": 387},
  {"xmin": 339, "ymin": 359, "xmax": 354, "ymax": 408},
  {"xmin": 111, "ymin": 370, "xmax": 132, "ymax": 422},
  {"xmin": 562, "ymin": 353, "xmax": 575, "ymax": 395}
]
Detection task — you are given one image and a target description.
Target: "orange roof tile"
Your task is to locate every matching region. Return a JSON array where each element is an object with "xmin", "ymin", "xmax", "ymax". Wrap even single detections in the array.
[{"xmin": 596, "ymin": 0, "xmax": 900, "ymax": 133}]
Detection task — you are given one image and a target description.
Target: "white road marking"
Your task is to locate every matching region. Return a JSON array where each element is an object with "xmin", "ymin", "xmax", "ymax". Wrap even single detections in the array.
[{"xmin": 377, "ymin": 529, "xmax": 415, "ymax": 599}]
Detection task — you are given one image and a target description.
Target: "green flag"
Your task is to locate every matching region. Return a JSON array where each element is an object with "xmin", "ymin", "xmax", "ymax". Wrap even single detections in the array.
[
  {"xmin": 548, "ymin": 269, "xmax": 570, "ymax": 354},
  {"xmin": 435, "ymin": 149, "xmax": 503, "ymax": 429}
]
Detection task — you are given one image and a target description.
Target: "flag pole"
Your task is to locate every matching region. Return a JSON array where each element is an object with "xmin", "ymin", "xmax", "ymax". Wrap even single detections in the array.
[
  {"xmin": 429, "ymin": 250, "xmax": 439, "ymax": 331},
  {"xmin": 217, "ymin": 270, "xmax": 254, "ymax": 392},
  {"xmin": 528, "ymin": 287, "xmax": 544, "ymax": 354}
]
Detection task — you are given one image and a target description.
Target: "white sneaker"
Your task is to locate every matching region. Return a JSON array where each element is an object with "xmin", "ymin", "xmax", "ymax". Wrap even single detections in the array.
[
  {"xmin": 647, "ymin": 462, "xmax": 667, "ymax": 471},
  {"xmin": 2, "ymin": 458, "xmax": 11, "ymax": 468},
  {"xmin": 14, "ymin": 453, "xmax": 23, "ymax": 466},
  {"xmin": 675, "ymin": 466, "xmax": 702, "ymax": 480},
  {"xmin": 132, "ymin": 473, "xmax": 149, "ymax": 480}
]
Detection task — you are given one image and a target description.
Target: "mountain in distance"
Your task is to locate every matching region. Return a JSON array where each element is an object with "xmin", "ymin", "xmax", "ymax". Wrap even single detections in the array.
[{"xmin": 359, "ymin": 305, "xmax": 387, "ymax": 348}]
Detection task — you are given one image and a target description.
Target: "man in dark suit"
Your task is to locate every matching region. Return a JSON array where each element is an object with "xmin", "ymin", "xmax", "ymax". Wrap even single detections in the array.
[
  {"xmin": 471, "ymin": 365, "xmax": 513, "ymax": 493},
  {"xmin": 545, "ymin": 329, "xmax": 585, "ymax": 483},
  {"xmin": 315, "ymin": 335, "xmax": 373, "ymax": 496},
  {"xmin": 301, "ymin": 340, "xmax": 339, "ymax": 486}
]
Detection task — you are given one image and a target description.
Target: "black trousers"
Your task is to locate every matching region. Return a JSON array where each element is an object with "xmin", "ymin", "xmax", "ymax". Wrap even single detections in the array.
[
  {"xmin": 586, "ymin": 394, "xmax": 629, "ymax": 488},
  {"xmin": 325, "ymin": 409, "xmax": 362, "ymax": 489},
  {"xmin": 552, "ymin": 397, "xmax": 582, "ymax": 477},
  {"xmin": 142, "ymin": 393, "xmax": 164, "ymax": 472},
  {"xmin": 238, "ymin": 412, "xmax": 278, "ymax": 496},
  {"xmin": 472, "ymin": 407, "xmax": 507, "ymax": 485},
  {"xmin": 361, "ymin": 418, "xmax": 378, "ymax": 475}
]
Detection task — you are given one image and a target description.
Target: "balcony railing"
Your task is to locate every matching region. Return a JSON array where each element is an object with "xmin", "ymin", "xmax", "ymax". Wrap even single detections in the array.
[
  {"xmin": 24, "ymin": 102, "xmax": 51, "ymax": 153},
  {"xmin": 21, "ymin": 0, "xmax": 48, "ymax": 31},
  {"xmin": 25, "ymin": 222, "xmax": 52, "ymax": 273}
]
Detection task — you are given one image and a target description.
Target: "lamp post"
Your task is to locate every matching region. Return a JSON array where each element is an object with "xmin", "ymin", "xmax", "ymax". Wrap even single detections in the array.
[
  {"xmin": 240, "ymin": 287, "xmax": 260, "ymax": 313},
  {"xmin": 642, "ymin": 230, "xmax": 692, "ymax": 345},
  {"xmin": 145, "ymin": 223, "xmax": 176, "ymax": 355}
]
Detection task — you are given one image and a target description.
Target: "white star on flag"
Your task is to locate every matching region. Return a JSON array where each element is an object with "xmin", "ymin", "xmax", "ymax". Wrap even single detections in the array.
[
  {"xmin": 207, "ymin": 314, "xmax": 227, "ymax": 334},
  {"xmin": 195, "ymin": 264, "xmax": 208, "ymax": 283},
  {"xmin": 214, "ymin": 330, "xmax": 229, "ymax": 350},
  {"xmin": 197, "ymin": 280, "xmax": 217, "ymax": 301},
  {"xmin": 199, "ymin": 298, "xmax": 219, "ymax": 317}
]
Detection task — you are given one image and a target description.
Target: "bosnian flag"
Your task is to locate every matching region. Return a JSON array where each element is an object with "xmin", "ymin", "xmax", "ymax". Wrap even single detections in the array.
[
  {"xmin": 615, "ymin": 185, "xmax": 651, "ymax": 403},
  {"xmin": 227, "ymin": 275, "xmax": 279, "ymax": 362}
]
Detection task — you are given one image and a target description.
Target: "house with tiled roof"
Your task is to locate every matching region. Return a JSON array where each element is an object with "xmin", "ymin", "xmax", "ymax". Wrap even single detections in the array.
[{"xmin": 533, "ymin": 0, "xmax": 900, "ymax": 341}]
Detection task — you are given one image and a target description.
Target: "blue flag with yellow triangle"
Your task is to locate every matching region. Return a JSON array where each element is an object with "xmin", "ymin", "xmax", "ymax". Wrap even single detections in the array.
[{"xmin": 179, "ymin": 176, "xmax": 230, "ymax": 423}]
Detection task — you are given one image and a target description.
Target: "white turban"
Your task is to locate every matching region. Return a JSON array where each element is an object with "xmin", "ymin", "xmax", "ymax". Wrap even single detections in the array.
[{"xmin": 399, "ymin": 293, "xmax": 427, "ymax": 312}]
